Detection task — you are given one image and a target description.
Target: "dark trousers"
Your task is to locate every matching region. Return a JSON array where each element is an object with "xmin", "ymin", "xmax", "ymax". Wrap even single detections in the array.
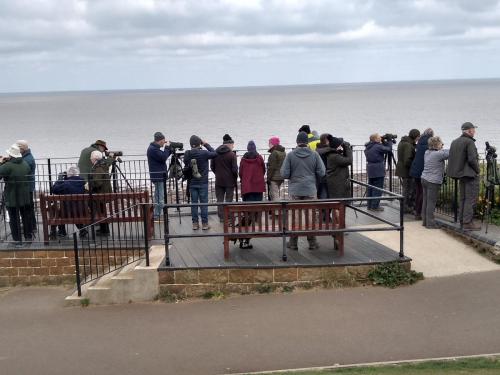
[
  {"xmin": 215, "ymin": 186, "xmax": 235, "ymax": 221},
  {"xmin": 7, "ymin": 206, "xmax": 33, "ymax": 242},
  {"xmin": 459, "ymin": 176, "xmax": 480, "ymax": 225},
  {"xmin": 414, "ymin": 178, "xmax": 423, "ymax": 216},
  {"xmin": 401, "ymin": 177, "xmax": 416, "ymax": 213},
  {"xmin": 28, "ymin": 191, "xmax": 37, "ymax": 230},
  {"xmin": 422, "ymin": 179, "xmax": 440, "ymax": 227},
  {"xmin": 367, "ymin": 177, "xmax": 385, "ymax": 209}
]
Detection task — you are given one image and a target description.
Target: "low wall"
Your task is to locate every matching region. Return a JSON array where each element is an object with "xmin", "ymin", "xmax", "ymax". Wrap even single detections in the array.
[{"xmin": 159, "ymin": 261, "xmax": 411, "ymax": 298}]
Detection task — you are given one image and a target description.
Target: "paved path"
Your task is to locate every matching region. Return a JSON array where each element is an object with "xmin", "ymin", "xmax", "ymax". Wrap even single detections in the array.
[
  {"xmin": 362, "ymin": 220, "xmax": 500, "ymax": 277},
  {"xmin": 2, "ymin": 270, "xmax": 500, "ymax": 375}
]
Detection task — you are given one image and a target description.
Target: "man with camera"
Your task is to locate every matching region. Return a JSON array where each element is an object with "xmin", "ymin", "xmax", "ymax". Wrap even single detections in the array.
[
  {"xmin": 147, "ymin": 132, "xmax": 172, "ymax": 220},
  {"xmin": 396, "ymin": 129, "xmax": 421, "ymax": 214},
  {"xmin": 0, "ymin": 144, "xmax": 33, "ymax": 246},
  {"xmin": 78, "ymin": 140, "xmax": 116, "ymax": 181},
  {"xmin": 88, "ymin": 150, "xmax": 112, "ymax": 235},
  {"xmin": 364, "ymin": 134, "xmax": 393, "ymax": 211},
  {"xmin": 447, "ymin": 122, "xmax": 481, "ymax": 231}
]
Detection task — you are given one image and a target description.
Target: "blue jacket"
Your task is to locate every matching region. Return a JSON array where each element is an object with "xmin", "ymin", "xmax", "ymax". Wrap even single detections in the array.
[
  {"xmin": 147, "ymin": 142, "xmax": 172, "ymax": 182},
  {"xmin": 364, "ymin": 142, "xmax": 392, "ymax": 178},
  {"xmin": 410, "ymin": 134, "xmax": 432, "ymax": 178},
  {"xmin": 52, "ymin": 176, "xmax": 86, "ymax": 195},
  {"xmin": 183, "ymin": 144, "xmax": 217, "ymax": 187},
  {"xmin": 22, "ymin": 149, "xmax": 36, "ymax": 192}
]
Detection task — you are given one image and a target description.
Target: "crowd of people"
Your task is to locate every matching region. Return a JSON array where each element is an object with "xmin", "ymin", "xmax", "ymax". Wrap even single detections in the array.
[{"xmin": 0, "ymin": 121, "xmax": 483, "ymax": 247}]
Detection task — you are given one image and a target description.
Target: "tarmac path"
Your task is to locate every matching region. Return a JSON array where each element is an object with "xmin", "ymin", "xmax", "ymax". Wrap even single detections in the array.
[{"xmin": 2, "ymin": 270, "xmax": 500, "ymax": 375}]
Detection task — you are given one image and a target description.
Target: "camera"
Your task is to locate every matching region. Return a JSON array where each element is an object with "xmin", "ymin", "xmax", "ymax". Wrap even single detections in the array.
[
  {"xmin": 381, "ymin": 133, "xmax": 398, "ymax": 144},
  {"xmin": 170, "ymin": 141, "xmax": 184, "ymax": 151},
  {"xmin": 486, "ymin": 142, "xmax": 497, "ymax": 160},
  {"xmin": 105, "ymin": 151, "xmax": 123, "ymax": 157},
  {"xmin": 57, "ymin": 171, "xmax": 67, "ymax": 181}
]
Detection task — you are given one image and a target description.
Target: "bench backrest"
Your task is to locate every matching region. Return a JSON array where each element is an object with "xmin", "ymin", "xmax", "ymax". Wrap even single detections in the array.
[{"xmin": 224, "ymin": 201, "xmax": 345, "ymax": 235}]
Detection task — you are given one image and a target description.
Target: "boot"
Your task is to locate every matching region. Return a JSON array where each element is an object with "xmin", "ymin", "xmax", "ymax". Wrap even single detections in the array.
[
  {"xmin": 308, "ymin": 237, "xmax": 319, "ymax": 250},
  {"xmin": 286, "ymin": 237, "xmax": 298, "ymax": 250}
]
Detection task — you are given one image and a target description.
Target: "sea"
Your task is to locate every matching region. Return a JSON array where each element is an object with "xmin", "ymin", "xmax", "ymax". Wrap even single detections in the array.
[{"xmin": 0, "ymin": 79, "xmax": 499, "ymax": 159}]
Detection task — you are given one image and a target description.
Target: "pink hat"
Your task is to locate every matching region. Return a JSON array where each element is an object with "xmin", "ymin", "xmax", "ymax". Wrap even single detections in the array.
[{"xmin": 269, "ymin": 136, "xmax": 280, "ymax": 146}]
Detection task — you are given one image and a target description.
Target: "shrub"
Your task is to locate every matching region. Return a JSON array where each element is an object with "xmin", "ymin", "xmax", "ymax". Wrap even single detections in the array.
[{"xmin": 368, "ymin": 262, "xmax": 423, "ymax": 288}]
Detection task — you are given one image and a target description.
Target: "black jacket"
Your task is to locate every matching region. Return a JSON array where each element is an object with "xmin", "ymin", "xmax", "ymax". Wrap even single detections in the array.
[
  {"xmin": 447, "ymin": 134, "xmax": 479, "ymax": 179},
  {"xmin": 210, "ymin": 145, "xmax": 238, "ymax": 187}
]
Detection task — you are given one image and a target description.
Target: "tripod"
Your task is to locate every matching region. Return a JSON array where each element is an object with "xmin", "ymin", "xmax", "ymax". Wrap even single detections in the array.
[
  {"xmin": 167, "ymin": 150, "xmax": 184, "ymax": 222},
  {"xmin": 483, "ymin": 153, "xmax": 499, "ymax": 234},
  {"xmin": 110, "ymin": 160, "xmax": 133, "ymax": 192}
]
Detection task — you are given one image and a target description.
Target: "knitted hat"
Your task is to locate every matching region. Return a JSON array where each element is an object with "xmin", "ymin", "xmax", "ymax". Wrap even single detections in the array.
[
  {"xmin": 299, "ymin": 125, "xmax": 311, "ymax": 134},
  {"xmin": 154, "ymin": 132, "xmax": 165, "ymax": 141},
  {"xmin": 247, "ymin": 140, "xmax": 256, "ymax": 153},
  {"xmin": 190, "ymin": 135, "xmax": 202, "ymax": 148},
  {"xmin": 329, "ymin": 136, "xmax": 344, "ymax": 149},
  {"xmin": 296, "ymin": 131, "xmax": 308, "ymax": 145},
  {"xmin": 409, "ymin": 129, "xmax": 421, "ymax": 140},
  {"xmin": 269, "ymin": 136, "xmax": 280, "ymax": 146},
  {"xmin": 223, "ymin": 134, "xmax": 234, "ymax": 144}
]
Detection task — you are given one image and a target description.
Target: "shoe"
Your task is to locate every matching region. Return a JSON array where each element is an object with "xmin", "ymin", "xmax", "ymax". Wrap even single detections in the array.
[
  {"xmin": 14, "ymin": 242, "xmax": 24, "ymax": 249},
  {"xmin": 202, "ymin": 223, "xmax": 210, "ymax": 230},
  {"xmin": 463, "ymin": 222, "xmax": 481, "ymax": 231},
  {"xmin": 192, "ymin": 222, "xmax": 199, "ymax": 230},
  {"xmin": 286, "ymin": 241, "xmax": 298, "ymax": 251},
  {"xmin": 308, "ymin": 240, "xmax": 319, "ymax": 250},
  {"xmin": 79, "ymin": 230, "xmax": 88, "ymax": 239},
  {"xmin": 368, "ymin": 207, "xmax": 384, "ymax": 212}
]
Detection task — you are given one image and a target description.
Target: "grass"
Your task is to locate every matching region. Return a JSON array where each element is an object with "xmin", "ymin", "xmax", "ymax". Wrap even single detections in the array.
[
  {"xmin": 268, "ymin": 357, "xmax": 500, "ymax": 374},
  {"xmin": 368, "ymin": 262, "xmax": 423, "ymax": 288},
  {"xmin": 80, "ymin": 298, "xmax": 90, "ymax": 307}
]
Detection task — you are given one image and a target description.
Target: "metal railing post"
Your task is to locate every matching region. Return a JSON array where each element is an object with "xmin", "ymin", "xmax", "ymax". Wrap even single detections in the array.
[
  {"xmin": 453, "ymin": 178, "xmax": 459, "ymax": 223},
  {"xmin": 73, "ymin": 233, "xmax": 82, "ymax": 297},
  {"xmin": 399, "ymin": 197, "xmax": 404, "ymax": 258},
  {"xmin": 47, "ymin": 158, "xmax": 53, "ymax": 193},
  {"xmin": 281, "ymin": 201, "xmax": 287, "ymax": 262},
  {"xmin": 163, "ymin": 205, "xmax": 171, "ymax": 266},
  {"xmin": 142, "ymin": 205, "xmax": 150, "ymax": 267}
]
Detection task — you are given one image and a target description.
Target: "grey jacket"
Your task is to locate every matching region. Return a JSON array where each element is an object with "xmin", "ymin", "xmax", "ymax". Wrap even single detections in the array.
[
  {"xmin": 447, "ymin": 134, "xmax": 479, "ymax": 179},
  {"xmin": 421, "ymin": 149, "xmax": 450, "ymax": 185},
  {"xmin": 280, "ymin": 146, "xmax": 325, "ymax": 197}
]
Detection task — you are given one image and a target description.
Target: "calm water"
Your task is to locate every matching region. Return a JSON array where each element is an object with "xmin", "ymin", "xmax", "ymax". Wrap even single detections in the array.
[{"xmin": 0, "ymin": 79, "xmax": 499, "ymax": 159}]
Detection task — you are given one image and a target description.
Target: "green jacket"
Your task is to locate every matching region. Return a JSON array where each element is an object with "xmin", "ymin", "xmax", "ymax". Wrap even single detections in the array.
[
  {"xmin": 0, "ymin": 157, "xmax": 32, "ymax": 207},
  {"xmin": 89, "ymin": 160, "xmax": 112, "ymax": 194},
  {"xmin": 447, "ymin": 134, "xmax": 479, "ymax": 179},
  {"xmin": 267, "ymin": 145, "xmax": 286, "ymax": 182},
  {"xmin": 78, "ymin": 144, "xmax": 113, "ymax": 181},
  {"xmin": 395, "ymin": 136, "xmax": 417, "ymax": 178}
]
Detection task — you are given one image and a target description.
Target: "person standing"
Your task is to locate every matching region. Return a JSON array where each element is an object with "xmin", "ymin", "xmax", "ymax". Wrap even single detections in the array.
[
  {"xmin": 315, "ymin": 134, "xmax": 331, "ymax": 200},
  {"xmin": 147, "ymin": 132, "xmax": 172, "ymax": 220},
  {"xmin": 396, "ymin": 129, "xmax": 421, "ymax": 214},
  {"xmin": 447, "ymin": 122, "xmax": 481, "ymax": 230},
  {"xmin": 326, "ymin": 136, "xmax": 353, "ymax": 198},
  {"xmin": 89, "ymin": 150, "xmax": 112, "ymax": 236},
  {"xmin": 183, "ymin": 135, "xmax": 217, "ymax": 230},
  {"xmin": 16, "ymin": 140, "xmax": 37, "ymax": 232},
  {"xmin": 266, "ymin": 136, "xmax": 286, "ymax": 201},
  {"xmin": 211, "ymin": 134, "xmax": 238, "ymax": 222},
  {"xmin": 298, "ymin": 125, "xmax": 320, "ymax": 151},
  {"xmin": 78, "ymin": 140, "xmax": 113, "ymax": 181},
  {"xmin": 364, "ymin": 134, "xmax": 393, "ymax": 211},
  {"xmin": 409, "ymin": 128, "xmax": 434, "ymax": 220},
  {"xmin": 281, "ymin": 132, "xmax": 325, "ymax": 250},
  {"xmin": 421, "ymin": 137, "xmax": 449, "ymax": 229},
  {"xmin": 0, "ymin": 144, "xmax": 33, "ymax": 246}
]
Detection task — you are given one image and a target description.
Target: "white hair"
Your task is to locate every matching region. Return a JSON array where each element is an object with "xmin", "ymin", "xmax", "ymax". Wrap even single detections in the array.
[
  {"xmin": 67, "ymin": 166, "xmax": 80, "ymax": 177},
  {"xmin": 90, "ymin": 150, "xmax": 103, "ymax": 162},
  {"xmin": 16, "ymin": 140, "xmax": 28, "ymax": 151}
]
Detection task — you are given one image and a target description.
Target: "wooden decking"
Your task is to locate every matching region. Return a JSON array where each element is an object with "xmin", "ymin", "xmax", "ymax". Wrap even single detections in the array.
[{"xmin": 164, "ymin": 205, "xmax": 408, "ymax": 269}]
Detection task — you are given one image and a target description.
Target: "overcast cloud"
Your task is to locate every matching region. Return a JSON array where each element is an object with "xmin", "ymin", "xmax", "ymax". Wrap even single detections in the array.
[{"xmin": 1, "ymin": 0, "xmax": 500, "ymax": 92}]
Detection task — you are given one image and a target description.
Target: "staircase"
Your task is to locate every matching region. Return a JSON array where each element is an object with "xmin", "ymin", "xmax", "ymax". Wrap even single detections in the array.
[{"xmin": 65, "ymin": 245, "xmax": 164, "ymax": 305}]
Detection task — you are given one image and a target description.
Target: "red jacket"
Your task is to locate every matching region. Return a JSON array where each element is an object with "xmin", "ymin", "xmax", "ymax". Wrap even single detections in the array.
[{"xmin": 239, "ymin": 152, "xmax": 266, "ymax": 195}]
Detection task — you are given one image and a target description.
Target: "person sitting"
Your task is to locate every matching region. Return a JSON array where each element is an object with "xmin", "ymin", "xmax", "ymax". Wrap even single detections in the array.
[
  {"xmin": 421, "ymin": 137, "xmax": 449, "ymax": 229},
  {"xmin": 51, "ymin": 166, "xmax": 88, "ymax": 238},
  {"xmin": 364, "ymin": 134, "xmax": 392, "ymax": 211}
]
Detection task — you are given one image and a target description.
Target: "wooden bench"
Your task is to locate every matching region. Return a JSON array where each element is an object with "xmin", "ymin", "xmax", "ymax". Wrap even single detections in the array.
[
  {"xmin": 223, "ymin": 201, "xmax": 345, "ymax": 260},
  {"xmin": 39, "ymin": 191, "xmax": 153, "ymax": 244}
]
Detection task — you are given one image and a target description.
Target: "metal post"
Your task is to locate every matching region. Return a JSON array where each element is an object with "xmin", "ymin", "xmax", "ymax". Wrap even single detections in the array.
[
  {"xmin": 399, "ymin": 196, "xmax": 404, "ymax": 258},
  {"xmin": 163, "ymin": 205, "xmax": 171, "ymax": 266},
  {"xmin": 142, "ymin": 205, "xmax": 150, "ymax": 267},
  {"xmin": 47, "ymin": 158, "xmax": 53, "ymax": 193},
  {"xmin": 73, "ymin": 233, "xmax": 82, "ymax": 297},
  {"xmin": 281, "ymin": 201, "xmax": 287, "ymax": 262},
  {"xmin": 453, "ymin": 178, "xmax": 458, "ymax": 223}
]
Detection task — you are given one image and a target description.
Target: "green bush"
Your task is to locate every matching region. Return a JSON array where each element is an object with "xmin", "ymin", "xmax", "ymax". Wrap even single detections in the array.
[{"xmin": 368, "ymin": 262, "xmax": 423, "ymax": 288}]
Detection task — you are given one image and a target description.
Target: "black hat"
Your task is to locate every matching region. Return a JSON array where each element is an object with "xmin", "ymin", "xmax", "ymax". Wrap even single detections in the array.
[
  {"xmin": 190, "ymin": 135, "xmax": 202, "ymax": 148},
  {"xmin": 461, "ymin": 122, "xmax": 477, "ymax": 131},
  {"xmin": 154, "ymin": 132, "xmax": 165, "ymax": 141},
  {"xmin": 223, "ymin": 134, "xmax": 234, "ymax": 144},
  {"xmin": 296, "ymin": 131, "xmax": 308, "ymax": 145},
  {"xmin": 329, "ymin": 136, "xmax": 344, "ymax": 149},
  {"xmin": 409, "ymin": 129, "xmax": 421, "ymax": 140},
  {"xmin": 299, "ymin": 125, "xmax": 311, "ymax": 134}
]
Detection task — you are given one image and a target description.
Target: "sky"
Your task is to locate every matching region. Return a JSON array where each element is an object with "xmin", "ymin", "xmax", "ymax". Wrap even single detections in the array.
[{"xmin": 2, "ymin": 0, "xmax": 500, "ymax": 93}]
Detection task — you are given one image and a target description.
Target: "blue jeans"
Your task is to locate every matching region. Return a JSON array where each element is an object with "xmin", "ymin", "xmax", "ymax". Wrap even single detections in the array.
[
  {"xmin": 367, "ymin": 177, "xmax": 385, "ymax": 209},
  {"xmin": 153, "ymin": 181, "xmax": 165, "ymax": 219},
  {"xmin": 190, "ymin": 184, "xmax": 209, "ymax": 224}
]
